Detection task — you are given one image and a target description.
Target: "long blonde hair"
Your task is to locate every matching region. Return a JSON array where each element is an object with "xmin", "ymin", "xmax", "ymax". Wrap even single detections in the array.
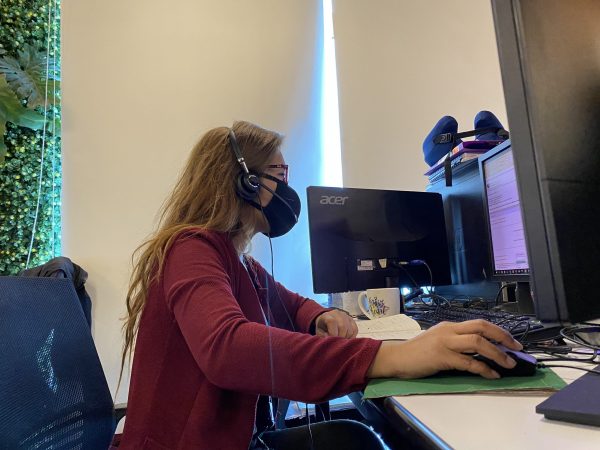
[{"xmin": 119, "ymin": 121, "xmax": 282, "ymax": 383}]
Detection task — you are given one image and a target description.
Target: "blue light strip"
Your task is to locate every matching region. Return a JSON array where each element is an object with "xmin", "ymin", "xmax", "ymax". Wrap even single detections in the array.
[{"xmin": 321, "ymin": 0, "xmax": 343, "ymax": 187}]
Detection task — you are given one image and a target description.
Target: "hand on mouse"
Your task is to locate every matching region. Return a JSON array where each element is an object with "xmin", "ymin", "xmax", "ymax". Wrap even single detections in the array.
[{"xmin": 367, "ymin": 319, "xmax": 523, "ymax": 380}]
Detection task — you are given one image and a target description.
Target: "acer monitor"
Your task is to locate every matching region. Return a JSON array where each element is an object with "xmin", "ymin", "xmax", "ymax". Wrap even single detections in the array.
[{"xmin": 306, "ymin": 186, "xmax": 451, "ymax": 294}]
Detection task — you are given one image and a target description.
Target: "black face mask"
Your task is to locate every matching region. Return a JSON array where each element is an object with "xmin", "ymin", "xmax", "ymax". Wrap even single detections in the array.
[{"xmin": 248, "ymin": 174, "xmax": 301, "ymax": 238}]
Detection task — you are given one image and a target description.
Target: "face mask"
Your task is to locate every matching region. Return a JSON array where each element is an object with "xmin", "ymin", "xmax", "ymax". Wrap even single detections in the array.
[{"xmin": 248, "ymin": 174, "xmax": 301, "ymax": 238}]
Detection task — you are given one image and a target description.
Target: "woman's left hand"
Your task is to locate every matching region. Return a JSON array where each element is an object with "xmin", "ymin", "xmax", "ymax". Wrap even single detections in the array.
[{"xmin": 314, "ymin": 310, "xmax": 358, "ymax": 339}]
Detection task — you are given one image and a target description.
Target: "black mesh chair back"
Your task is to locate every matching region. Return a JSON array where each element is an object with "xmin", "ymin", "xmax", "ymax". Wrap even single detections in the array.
[{"xmin": 0, "ymin": 277, "xmax": 114, "ymax": 449}]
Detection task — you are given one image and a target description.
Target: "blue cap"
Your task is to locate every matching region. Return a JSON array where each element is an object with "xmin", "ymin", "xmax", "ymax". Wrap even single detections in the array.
[
  {"xmin": 422, "ymin": 116, "xmax": 460, "ymax": 167},
  {"xmin": 474, "ymin": 110, "xmax": 507, "ymax": 140}
]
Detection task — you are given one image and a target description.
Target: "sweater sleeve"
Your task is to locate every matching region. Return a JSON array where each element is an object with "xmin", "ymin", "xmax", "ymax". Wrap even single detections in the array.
[
  {"xmin": 162, "ymin": 235, "xmax": 382, "ymax": 403},
  {"xmin": 245, "ymin": 256, "xmax": 330, "ymax": 334}
]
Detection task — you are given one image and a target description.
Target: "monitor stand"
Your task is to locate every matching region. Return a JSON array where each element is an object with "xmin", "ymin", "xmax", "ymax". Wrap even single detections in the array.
[{"xmin": 498, "ymin": 281, "xmax": 535, "ymax": 315}]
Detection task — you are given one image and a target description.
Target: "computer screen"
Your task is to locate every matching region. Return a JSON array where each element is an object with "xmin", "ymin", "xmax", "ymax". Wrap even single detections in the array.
[
  {"xmin": 492, "ymin": 0, "xmax": 600, "ymax": 323},
  {"xmin": 306, "ymin": 186, "xmax": 452, "ymax": 294},
  {"xmin": 480, "ymin": 141, "xmax": 529, "ymax": 281}
]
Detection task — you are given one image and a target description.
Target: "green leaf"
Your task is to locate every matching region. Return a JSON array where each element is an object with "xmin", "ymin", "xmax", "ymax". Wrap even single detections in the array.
[
  {"xmin": 15, "ymin": 108, "xmax": 47, "ymax": 130},
  {"xmin": 0, "ymin": 75, "xmax": 46, "ymax": 162},
  {"xmin": 47, "ymin": 117, "xmax": 61, "ymax": 135},
  {"xmin": 0, "ymin": 76, "xmax": 45, "ymax": 127},
  {"xmin": 0, "ymin": 44, "xmax": 59, "ymax": 109}
]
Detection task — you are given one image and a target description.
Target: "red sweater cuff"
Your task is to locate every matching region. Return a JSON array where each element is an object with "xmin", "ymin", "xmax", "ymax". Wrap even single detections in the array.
[{"xmin": 295, "ymin": 300, "xmax": 332, "ymax": 334}]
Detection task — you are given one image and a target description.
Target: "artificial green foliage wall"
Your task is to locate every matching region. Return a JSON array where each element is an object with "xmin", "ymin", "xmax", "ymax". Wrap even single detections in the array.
[{"xmin": 0, "ymin": 0, "xmax": 61, "ymax": 274}]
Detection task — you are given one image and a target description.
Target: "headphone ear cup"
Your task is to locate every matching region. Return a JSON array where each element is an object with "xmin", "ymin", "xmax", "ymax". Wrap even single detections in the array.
[{"xmin": 236, "ymin": 172, "xmax": 261, "ymax": 201}]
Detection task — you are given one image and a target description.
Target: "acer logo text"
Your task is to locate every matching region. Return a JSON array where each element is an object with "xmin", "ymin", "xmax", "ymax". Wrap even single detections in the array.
[{"xmin": 320, "ymin": 195, "xmax": 349, "ymax": 205}]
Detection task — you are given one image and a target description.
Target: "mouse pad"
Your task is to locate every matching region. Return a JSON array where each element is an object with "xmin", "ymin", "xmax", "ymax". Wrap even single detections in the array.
[{"xmin": 363, "ymin": 368, "xmax": 566, "ymax": 399}]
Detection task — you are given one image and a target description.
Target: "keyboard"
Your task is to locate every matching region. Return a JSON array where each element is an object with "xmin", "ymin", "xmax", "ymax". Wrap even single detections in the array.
[{"xmin": 407, "ymin": 306, "xmax": 547, "ymax": 337}]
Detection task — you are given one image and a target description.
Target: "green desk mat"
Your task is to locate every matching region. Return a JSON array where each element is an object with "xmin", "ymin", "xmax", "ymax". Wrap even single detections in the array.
[{"xmin": 363, "ymin": 368, "xmax": 566, "ymax": 399}]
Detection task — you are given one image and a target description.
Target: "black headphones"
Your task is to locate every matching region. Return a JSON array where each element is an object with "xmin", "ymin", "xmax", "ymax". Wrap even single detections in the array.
[{"xmin": 228, "ymin": 128, "xmax": 261, "ymax": 201}]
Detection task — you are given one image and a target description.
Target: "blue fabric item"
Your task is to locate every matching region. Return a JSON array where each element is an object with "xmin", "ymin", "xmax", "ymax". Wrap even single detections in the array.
[
  {"xmin": 474, "ymin": 110, "xmax": 506, "ymax": 140},
  {"xmin": 0, "ymin": 277, "xmax": 115, "ymax": 449},
  {"xmin": 422, "ymin": 115, "xmax": 460, "ymax": 166}
]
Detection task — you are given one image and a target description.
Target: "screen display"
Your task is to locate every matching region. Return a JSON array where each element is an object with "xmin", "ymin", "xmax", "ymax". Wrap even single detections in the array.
[{"xmin": 482, "ymin": 147, "xmax": 529, "ymax": 275}]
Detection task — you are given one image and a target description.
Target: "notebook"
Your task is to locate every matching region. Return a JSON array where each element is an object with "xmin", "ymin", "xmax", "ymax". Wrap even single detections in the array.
[{"xmin": 356, "ymin": 314, "xmax": 422, "ymax": 340}]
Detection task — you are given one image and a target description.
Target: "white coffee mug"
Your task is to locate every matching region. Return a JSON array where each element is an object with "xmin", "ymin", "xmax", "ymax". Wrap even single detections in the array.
[
  {"xmin": 340, "ymin": 291, "xmax": 362, "ymax": 317},
  {"xmin": 357, "ymin": 287, "xmax": 401, "ymax": 319}
]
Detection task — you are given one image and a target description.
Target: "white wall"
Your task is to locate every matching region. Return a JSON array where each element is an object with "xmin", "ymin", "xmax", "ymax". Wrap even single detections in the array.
[
  {"xmin": 61, "ymin": 0, "xmax": 323, "ymax": 402},
  {"xmin": 333, "ymin": 0, "xmax": 507, "ymax": 191},
  {"xmin": 62, "ymin": 0, "xmax": 507, "ymax": 402}
]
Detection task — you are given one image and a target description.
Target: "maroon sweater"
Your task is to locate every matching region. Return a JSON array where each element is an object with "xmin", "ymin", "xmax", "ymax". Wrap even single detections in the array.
[{"xmin": 118, "ymin": 230, "xmax": 381, "ymax": 450}]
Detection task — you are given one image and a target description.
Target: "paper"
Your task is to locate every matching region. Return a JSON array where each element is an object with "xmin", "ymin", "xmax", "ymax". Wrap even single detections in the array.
[
  {"xmin": 356, "ymin": 314, "xmax": 423, "ymax": 341},
  {"xmin": 363, "ymin": 368, "xmax": 567, "ymax": 399}
]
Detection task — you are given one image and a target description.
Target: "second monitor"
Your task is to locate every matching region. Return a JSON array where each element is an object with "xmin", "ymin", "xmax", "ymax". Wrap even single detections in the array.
[
  {"xmin": 479, "ymin": 140, "xmax": 534, "ymax": 313},
  {"xmin": 307, "ymin": 186, "xmax": 451, "ymax": 294}
]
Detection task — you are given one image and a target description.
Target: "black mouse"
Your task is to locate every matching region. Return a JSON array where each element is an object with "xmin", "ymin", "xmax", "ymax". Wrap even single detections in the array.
[
  {"xmin": 437, "ymin": 343, "xmax": 538, "ymax": 377},
  {"xmin": 473, "ymin": 343, "xmax": 538, "ymax": 377}
]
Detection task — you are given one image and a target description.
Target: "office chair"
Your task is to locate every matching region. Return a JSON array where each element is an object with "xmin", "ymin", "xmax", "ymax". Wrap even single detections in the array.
[
  {"xmin": 0, "ymin": 276, "xmax": 124, "ymax": 449},
  {"xmin": 19, "ymin": 256, "xmax": 93, "ymax": 327}
]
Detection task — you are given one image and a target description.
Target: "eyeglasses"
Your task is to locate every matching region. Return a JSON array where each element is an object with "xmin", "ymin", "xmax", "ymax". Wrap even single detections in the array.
[{"xmin": 265, "ymin": 164, "xmax": 289, "ymax": 183}]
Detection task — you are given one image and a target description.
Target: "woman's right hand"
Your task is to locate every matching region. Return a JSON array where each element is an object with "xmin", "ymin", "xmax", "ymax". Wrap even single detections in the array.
[{"xmin": 367, "ymin": 320, "xmax": 524, "ymax": 380}]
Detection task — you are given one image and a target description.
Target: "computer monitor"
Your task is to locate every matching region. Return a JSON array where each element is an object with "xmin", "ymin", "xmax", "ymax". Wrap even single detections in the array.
[
  {"xmin": 492, "ymin": 0, "xmax": 600, "ymax": 323},
  {"xmin": 306, "ymin": 186, "xmax": 452, "ymax": 294},
  {"xmin": 479, "ymin": 140, "xmax": 533, "ymax": 313},
  {"xmin": 480, "ymin": 141, "xmax": 529, "ymax": 281}
]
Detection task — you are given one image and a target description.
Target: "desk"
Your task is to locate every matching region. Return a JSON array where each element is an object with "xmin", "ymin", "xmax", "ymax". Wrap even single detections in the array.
[{"xmin": 374, "ymin": 366, "xmax": 600, "ymax": 450}]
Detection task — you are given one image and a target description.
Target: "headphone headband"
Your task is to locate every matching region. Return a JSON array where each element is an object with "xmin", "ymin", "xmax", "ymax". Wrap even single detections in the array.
[
  {"xmin": 228, "ymin": 129, "xmax": 250, "ymax": 174},
  {"xmin": 228, "ymin": 127, "xmax": 260, "ymax": 200}
]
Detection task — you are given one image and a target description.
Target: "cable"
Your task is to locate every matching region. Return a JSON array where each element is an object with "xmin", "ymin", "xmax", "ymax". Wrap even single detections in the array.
[
  {"xmin": 390, "ymin": 261, "xmax": 420, "ymax": 291},
  {"xmin": 419, "ymin": 293, "xmax": 451, "ymax": 308},
  {"xmin": 525, "ymin": 341, "xmax": 599, "ymax": 363},
  {"xmin": 50, "ymin": 0, "xmax": 59, "ymax": 257},
  {"xmin": 534, "ymin": 353, "xmax": 599, "ymax": 363},
  {"xmin": 256, "ymin": 201, "xmax": 314, "ymax": 447},
  {"xmin": 509, "ymin": 320, "xmax": 531, "ymax": 342},
  {"xmin": 411, "ymin": 259, "xmax": 434, "ymax": 293},
  {"xmin": 305, "ymin": 403, "xmax": 315, "ymax": 450},
  {"xmin": 560, "ymin": 325, "xmax": 600, "ymax": 351},
  {"xmin": 26, "ymin": 0, "xmax": 55, "ymax": 269},
  {"xmin": 267, "ymin": 235, "xmax": 296, "ymax": 332},
  {"xmin": 493, "ymin": 282, "xmax": 517, "ymax": 308},
  {"xmin": 537, "ymin": 363, "xmax": 600, "ymax": 375}
]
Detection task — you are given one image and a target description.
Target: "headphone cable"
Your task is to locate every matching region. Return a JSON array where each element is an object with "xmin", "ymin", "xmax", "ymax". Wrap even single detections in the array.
[{"xmin": 259, "ymin": 202, "xmax": 315, "ymax": 446}]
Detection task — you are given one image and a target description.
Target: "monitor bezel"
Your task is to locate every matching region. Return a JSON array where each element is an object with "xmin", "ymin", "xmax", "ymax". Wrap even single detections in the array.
[{"xmin": 478, "ymin": 140, "xmax": 530, "ymax": 283}]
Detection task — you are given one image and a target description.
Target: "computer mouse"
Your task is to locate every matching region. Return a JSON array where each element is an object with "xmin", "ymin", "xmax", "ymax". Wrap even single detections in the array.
[
  {"xmin": 472, "ymin": 343, "xmax": 538, "ymax": 377},
  {"xmin": 437, "ymin": 343, "xmax": 538, "ymax": 378}
]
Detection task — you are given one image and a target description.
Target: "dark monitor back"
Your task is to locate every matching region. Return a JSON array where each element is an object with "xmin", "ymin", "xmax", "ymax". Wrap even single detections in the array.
[
  {"xmin": 427, "ymin": 159, "xmax": 492, "ymax": 285},
  {"xmin": 492, "ymin": 0, "xmax": 600, "ymax": 322},
  {"xmin": 427, "ymin": 158, "xmax": 501, "ymax": 302},
  {"xmin": 307, "ymin": 186, "xmax": 451, "ymax": 294}
]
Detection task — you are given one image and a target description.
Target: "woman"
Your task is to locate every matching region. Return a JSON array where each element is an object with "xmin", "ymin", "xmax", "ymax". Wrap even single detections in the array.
[{"xmin": 118, "ymin": 121, "xmax": 522, "ymax": 449}]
